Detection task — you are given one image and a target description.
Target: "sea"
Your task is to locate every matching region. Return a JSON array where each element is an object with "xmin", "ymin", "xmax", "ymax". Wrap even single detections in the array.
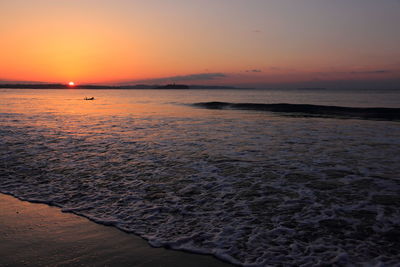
[{"xmin": 0, "ymin": 88, "xmax": 399, "ymax": 266}]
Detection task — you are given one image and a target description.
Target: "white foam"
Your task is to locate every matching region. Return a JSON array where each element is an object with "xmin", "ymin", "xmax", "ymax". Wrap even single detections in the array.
[{"xmin": 1, "ymin": 109, "xmax": 399, "ymax": 266}]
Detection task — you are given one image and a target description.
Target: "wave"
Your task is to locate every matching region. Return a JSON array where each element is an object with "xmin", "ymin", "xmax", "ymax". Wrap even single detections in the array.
[
  {"xmin": 2, "ymin": 104, "xmax": 400, "ymax": 266},
  {"xmin": 192, "ymin": 102, "xmax": 400, "ymax": 121}
]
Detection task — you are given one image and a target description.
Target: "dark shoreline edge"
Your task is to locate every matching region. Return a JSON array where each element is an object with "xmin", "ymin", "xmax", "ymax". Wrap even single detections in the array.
[
  {"xmin": 0, "ymin": 191, "xmax": 237, "ymax": 266},
  {"xmin": 0, "ymin": 84, "xmax": 242, "ymax": 90},
  {"xmin": 192, "ymin": 102, "xmax": 400, "ymax": 121}
]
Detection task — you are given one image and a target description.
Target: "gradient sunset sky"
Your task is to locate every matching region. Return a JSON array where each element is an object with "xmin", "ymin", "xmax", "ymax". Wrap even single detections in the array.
[{"xmin": 1, "ymin": 0, "xmax": 400, "ymax": 88}]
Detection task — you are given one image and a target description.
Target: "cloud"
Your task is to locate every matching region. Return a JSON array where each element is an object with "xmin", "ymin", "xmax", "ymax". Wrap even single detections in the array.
[
  {"xmin": 238, "ymin": 78, "xmax": 400, "ymax": 90},
  {"xmin": 0, "ymin": 79, "xmax": 49, "ymax": 84},
  {"xmin": 163, "ymin": 73, "xmax": 226, "ymax": 81},
  {"xmin": 348, "ymin": 70, "xmax": 391, "ymax": 75},
  {"xmin": 246, "ymin": 69, "xmax": 262, "ymax": 73},
  {"xmin": 316, "ymin": 69, "xmax": 394, "ymax": 77},
  {"xmin": 120, "ymin": 73, "xmax": 227, "ymax": 85}
]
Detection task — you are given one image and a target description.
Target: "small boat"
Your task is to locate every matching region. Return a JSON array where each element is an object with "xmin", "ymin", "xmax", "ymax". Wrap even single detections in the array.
[{"xmin": 84, "ymin": 97, "xmax": 95, "ymax": 100}]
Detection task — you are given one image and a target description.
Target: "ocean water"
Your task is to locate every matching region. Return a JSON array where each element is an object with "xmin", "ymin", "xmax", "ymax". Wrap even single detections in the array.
[{"xmin": 1, "ymin": 88, "xmax": 399, "ymax": 266}]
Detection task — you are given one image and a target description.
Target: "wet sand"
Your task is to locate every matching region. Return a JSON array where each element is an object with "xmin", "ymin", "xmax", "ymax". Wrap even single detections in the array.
[{"xmin": 0, "ymin": 193, "xmax": 232, "ymax": 267}]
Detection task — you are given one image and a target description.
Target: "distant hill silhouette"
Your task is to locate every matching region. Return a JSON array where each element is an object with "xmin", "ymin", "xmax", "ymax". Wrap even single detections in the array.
[
  {"xmin": 0, "ymin": 83, "xmax": 239, "ymax": 89},
  {"xmin": 156, "ymin": 84, "xmax": 190, "ymax": 89},
  {"xmin": 0, "ymin": 83, "xmax": 69, "ymax": 89}
]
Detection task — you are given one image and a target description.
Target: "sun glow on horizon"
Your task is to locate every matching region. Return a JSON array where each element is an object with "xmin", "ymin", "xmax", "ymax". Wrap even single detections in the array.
[{"xmin": 0, "ymin": 1, "xmax": 399, "ymax": 87}]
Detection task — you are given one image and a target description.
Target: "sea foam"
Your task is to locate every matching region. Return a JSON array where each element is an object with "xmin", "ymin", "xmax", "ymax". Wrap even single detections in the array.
[{"xmin": 1, "ymin": 107, "xmax": 399, "ymax": 266}]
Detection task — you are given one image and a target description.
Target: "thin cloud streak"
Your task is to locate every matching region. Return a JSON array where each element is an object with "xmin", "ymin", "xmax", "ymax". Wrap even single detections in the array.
[
  {"xmin": 118, "ymin": 73, "xmax": 227, "ymax": 85},
  {"xmin": 348, "ymin": 70, "xmax": 391, "ymax": 75},
  {"xmin": 0, "ymin": 79, "xmax": 50, "ymax": 84},
  {"xmin": 314, "ymin": 69, "xmax": 395, "ymax": 77}
]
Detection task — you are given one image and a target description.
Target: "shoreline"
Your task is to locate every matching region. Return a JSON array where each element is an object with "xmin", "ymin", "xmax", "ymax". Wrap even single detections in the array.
[{"xmin": 0, "ymin": 193, "xmax": 232, "ymax": 266}]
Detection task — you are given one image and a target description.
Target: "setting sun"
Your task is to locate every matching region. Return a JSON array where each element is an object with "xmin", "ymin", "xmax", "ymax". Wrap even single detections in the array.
[{"xmin": 68, "ymin": 81, "xmax": 75, "ymax": 86}]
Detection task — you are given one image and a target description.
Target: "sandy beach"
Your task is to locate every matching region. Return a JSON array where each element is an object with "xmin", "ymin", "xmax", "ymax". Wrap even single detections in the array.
[{"xmin": 0, "ymin": 193, "xmax": 231, "ymax": 266}]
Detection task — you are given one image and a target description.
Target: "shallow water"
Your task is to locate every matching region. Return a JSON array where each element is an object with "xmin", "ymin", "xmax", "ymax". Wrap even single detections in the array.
[{"xmin": 1, "ymin": 89, "xmax": 400, "ymax": 266}]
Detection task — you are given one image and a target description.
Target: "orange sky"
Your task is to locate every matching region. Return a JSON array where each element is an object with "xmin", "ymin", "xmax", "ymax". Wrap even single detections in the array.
[{"xmin": 1, "ymin": 0, "xmax": 399, "ymax": 87}]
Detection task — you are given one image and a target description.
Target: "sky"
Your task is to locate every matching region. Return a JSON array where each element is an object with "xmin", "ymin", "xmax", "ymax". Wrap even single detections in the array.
[{"xmin": 1, "ymin": 0, "xmax": 400, "ymax": 88}]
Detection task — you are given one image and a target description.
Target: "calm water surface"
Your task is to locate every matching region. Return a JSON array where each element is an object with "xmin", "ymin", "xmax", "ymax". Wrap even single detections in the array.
[{"xmin": 1, "ymin": 89, "xmax": 399, "ymax": 266}]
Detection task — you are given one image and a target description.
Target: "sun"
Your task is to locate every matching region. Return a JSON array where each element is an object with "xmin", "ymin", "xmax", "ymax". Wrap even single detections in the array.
[{"xmin": 68, "ymin": 81, "xmax": 75, "ymax": 87}]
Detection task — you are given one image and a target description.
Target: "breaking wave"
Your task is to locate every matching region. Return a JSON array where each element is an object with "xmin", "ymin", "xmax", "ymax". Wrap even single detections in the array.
[{"xmin": 1, "ymin": 89, "xmax": 400, "ymax": 266}]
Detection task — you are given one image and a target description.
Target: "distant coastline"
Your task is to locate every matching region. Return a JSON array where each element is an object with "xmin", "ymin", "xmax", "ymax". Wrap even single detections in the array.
[{"xmin": 0, "ymin": 83, "xmax": 241, "ymax": 90}]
